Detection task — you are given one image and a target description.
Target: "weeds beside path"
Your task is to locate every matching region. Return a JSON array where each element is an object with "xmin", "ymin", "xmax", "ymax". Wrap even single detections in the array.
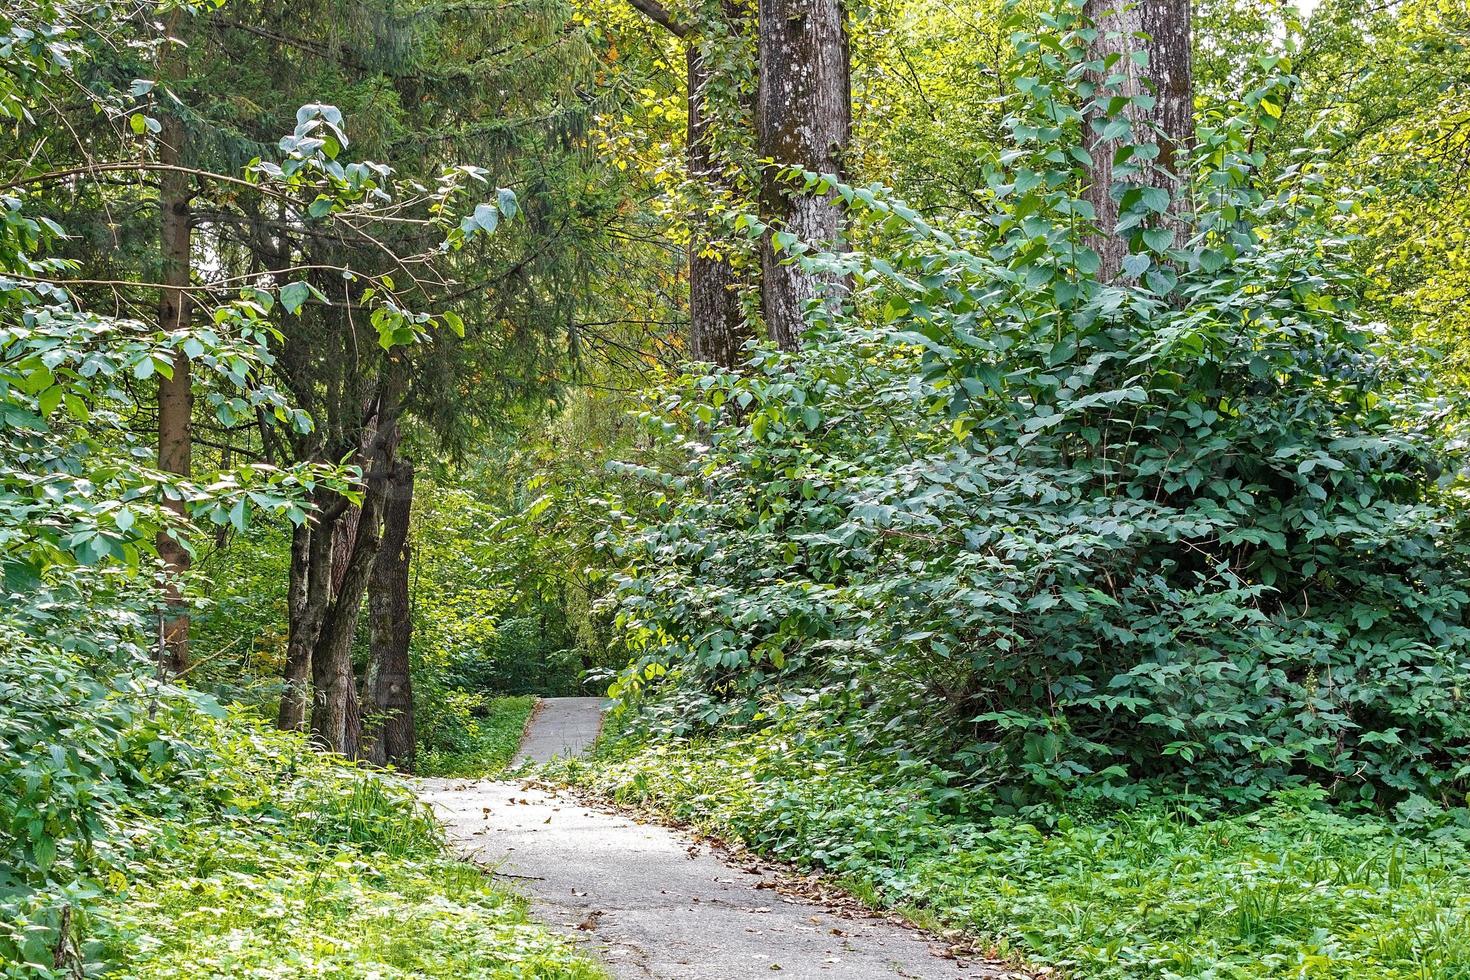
[{"xmin": 550, "ymin": 727, "xmax": 1470, "ymax": 980}]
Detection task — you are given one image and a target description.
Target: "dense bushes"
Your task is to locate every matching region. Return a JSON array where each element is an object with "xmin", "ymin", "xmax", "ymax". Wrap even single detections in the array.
[
  {"xmin": 417, "ymin": 694, "xmax": 538, "ymax": 777},
  {"xmin": 599, "ymin": 13, "xmax": 1470, "ymax": 806}
]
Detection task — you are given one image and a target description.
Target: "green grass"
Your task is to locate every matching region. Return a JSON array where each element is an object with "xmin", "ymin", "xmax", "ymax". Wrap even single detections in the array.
[
  {"xmin": 419, "ymin": 694, "xmax": 537, "ymax": 778},
  {"xmin": 39, "ymin": 705, "xmax": 603, "ymax": 980},
  {"xmin": 106, "ymin": 837, "xmax": 602, "ymax": 979},
  {"xmin": 549, "ymin": 725, "xmax": 1470, "ymax": 979}
]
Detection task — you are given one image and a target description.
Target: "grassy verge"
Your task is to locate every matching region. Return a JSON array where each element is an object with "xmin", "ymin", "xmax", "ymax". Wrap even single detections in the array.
[
  {"xmin": 5, "ymin": 698, "xmax": 601, "ymax": 980},
  {"xmin": 106, "ymin": 831, "xmax": 603, "ymax": 979},
  {"xmin": 419, "ymin": 695, "xmax": 538, "ymax": 778},
  {"xmin": 549, "ymin": 723, "xmax": 1470, "ymax": 979}
]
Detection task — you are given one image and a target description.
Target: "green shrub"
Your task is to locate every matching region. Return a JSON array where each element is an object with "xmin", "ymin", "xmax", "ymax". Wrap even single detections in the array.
[
  {"xmin": 598, "ymin": 8, "xmax": 1470, "ymax": 806},
  {"xmin": 419, "ymin": 694, "xmax": 538, "ymax": 777},
  {"xmin": 0, "ymin": 603, "xmax": 596, "ymax": 978},
  {"xmin": 440, "ymin": 616, "xmax": 586, "ymax": 697}
]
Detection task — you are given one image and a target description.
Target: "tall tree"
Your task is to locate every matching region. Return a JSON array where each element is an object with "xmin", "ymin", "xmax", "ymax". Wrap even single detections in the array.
[
  {"xmin": 1082, "ymin": 0, "xmax": 1194, "ymax": 281},
  {"xmin": 307, "ymin": 375, "xmax": 404, "ymax": 757},
  {"xmin": 155, "ymin": 10, "xmax": 193, "ymax": 673},
  {"xmin": 170, "ymin": 0, "xmax": 605, "ymax": 742},
  {"xmin": 686, "ymin": 40, "xmax": 751, "ymax": 368},
  {"xmin": 626, "ymin": 0, "xmax": 750, "ymax": 367},
  {"xmin": 278, "ymin": 506, "xmax": 331, "ymax": 730},
  {"xmin": 756, "ymin": 0, "xmax": 850, "ymax": 351}
]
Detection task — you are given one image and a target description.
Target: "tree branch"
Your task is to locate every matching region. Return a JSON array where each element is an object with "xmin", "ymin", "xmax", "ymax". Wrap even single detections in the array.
[{"xmin": 626, "ymin": 0, "xmax": 688, "ymax": 37}]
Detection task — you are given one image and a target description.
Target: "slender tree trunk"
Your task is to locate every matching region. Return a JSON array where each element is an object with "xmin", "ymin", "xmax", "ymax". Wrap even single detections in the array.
[
  {"xmin": 363, "ymin": 459, "xmax": 415, "ymax": 770},
  {"xmin": 687, "ymin": 43, "xmax": 749, "ymax": 369},
  {"xmin": 756, "ymin": 0, "xmax": 851, "ymax": 351},
  {"xmin": 156, "ymin": 10, "xmax": 192, "ymax": 673},
  {"xmin": 308, "ymin": 485, "xmax": 379, "ymax": 758},
  {"xmin": 278, "ymin": 510, "xmax": 334, "ymax": 731},
  {"xmin": 624, "ymin": 0, "xmax": 750, "ymax": 368},
  {"xmin": 1082, "ymin": 0, "xmax": 1194, "ymax": 281},
  {"xmin": 308, "ymin": 378, "xmax": 403, "ymax": 757},
  {"xmin": 278, "ymin": 521, "xmax": 313, "ymax": 729}
]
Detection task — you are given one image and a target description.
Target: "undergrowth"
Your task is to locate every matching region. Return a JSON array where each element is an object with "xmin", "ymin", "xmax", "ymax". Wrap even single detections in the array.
[
  {"xmin": 1, "ymin": 647, "xmax": 599, "ymax": 979},
  {"xmin": 106, "ymin": 844, "xmax": 602, "ymax": 979},
  {"xmin": 418, "ymin": 694, "xmax": 537, "ymax": 778},
  {"xmin": 551, "ymin": 720, "xmax": 1470, "ymax": 979}
]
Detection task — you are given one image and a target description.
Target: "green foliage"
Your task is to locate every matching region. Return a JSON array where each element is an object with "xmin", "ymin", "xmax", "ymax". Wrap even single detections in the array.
[
  {"xmin": 418, "ymin": 694, "xmax": 537, "ymax": 778},
  {"xmin": 0, "ymin": 620, "xmax": 600, "ymax": 978},
  {"xmin": 412, "ymin": 470, "xmax": 611, "ymax": 703},
  {"xmin": 97, "ymin": 707, "xmax": 599, "ymax": 979},
  {"xmin": 597, "ymin": 5, "xmax": 1470, "ymax": 807},
  {"xmin": 188, "ymin": 525, "xmax": 294, "ymax": 706},
  {"xmin": 107, "ymin": 854, "xmax": 602, "ymax": 979},
  {"xmin": 555, "ymin": 724, "xmax": 1470, "ymax": 979},
  {"xmin": 189, "ymin": 470, "xmax": 594, "ymax": 768},
  {"xmin": 0, "ymin": 5, "xmax": 588, "ymax": 974}
]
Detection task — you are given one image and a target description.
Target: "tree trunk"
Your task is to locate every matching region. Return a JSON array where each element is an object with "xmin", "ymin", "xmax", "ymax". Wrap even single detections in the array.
[
  {"xmin": 307, "ymin": 380, "xmax": 402, "ymax": 757},
  {"xmin": 308, "ymin": 485, "xmax": 379, "ymax": 758},
  {"xmin": 331, "ymin": 503, "xmax": 361, "ymax": 595},
  {"xmin": 756, "ymin": 0, "xmax": 851, "ymax": 351},
  {"xmin": 624, "ymin": 0, "xmax": 750, "ymax": 368},
  {"xmin": 156, "ymin": 10, "xmax": 192, "ymax": 674},
  {"xmin": 362, "ymin": 459, "xmax": 415, "ymax": 770},
  {"xmin": 1082, "ymin": 0, "xmax": 1194, "ymax": 281},
  {"xmin": 687, "ymin": 43, "xmax": 749, "ymax": 369},
  {"xmin": 278, "ymin": 510, "xmax": 334, "ymax": 731}
]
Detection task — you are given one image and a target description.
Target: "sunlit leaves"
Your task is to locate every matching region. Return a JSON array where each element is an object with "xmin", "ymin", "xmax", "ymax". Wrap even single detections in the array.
[{"xmin": 594, "ymin": 2, "xmax": 1470, "ymax": 809}]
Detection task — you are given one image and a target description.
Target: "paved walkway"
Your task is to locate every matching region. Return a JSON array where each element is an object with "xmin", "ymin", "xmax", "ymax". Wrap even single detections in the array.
[
  {"xmin": 513, "ymin": 696, "xmax": 607, "ymax": 765},
  {"xmin": 420, "ymin": 697, "xmax": 1016, "ymax": 980}
]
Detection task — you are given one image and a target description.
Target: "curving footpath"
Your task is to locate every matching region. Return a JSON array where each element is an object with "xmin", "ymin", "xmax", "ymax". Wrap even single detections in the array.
[{"xmin": 418, "ymin": 697, "xmax": 1021, "ymax": 980}]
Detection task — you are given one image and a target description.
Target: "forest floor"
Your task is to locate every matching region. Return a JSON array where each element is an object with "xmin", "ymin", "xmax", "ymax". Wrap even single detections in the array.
[{"xmin": 418, "ymin": 698, "xmax": 1018, "ymax": 980}]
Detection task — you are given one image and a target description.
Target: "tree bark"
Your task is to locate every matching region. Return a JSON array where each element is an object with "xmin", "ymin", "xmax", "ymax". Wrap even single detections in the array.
[
  {"xmin": 1082, "ymin": 0, "xmax": 1194, "ymax": 281},
  {"xmin": 156, "ymin": 10, "xmax": 193, "ymax": 674},
  {"xmin": 756, "ymin": 0, "xmax": 851, "ymax": 351},
  {"xmin": 277, "ymin": 508, "xmax": 335, "ymax": 731},
  {"xmin": 307, "ymin": 381, "xmax": 402, "ymax": 757},
  {"xmin": 624, "ymin": 0, "xmax": 750, "ymax": 368},
  {"xmin": 330, "ymin": 500, "xmax": 363, "ymax": 596},
  {"xmin": 308, "ymin": 484, "xmax": 379, "ymax": 757},
  {"xmin": 686, "ymin": 43, "xmax": 750, "ymax": 369},
  {"xmin": 362, "ymin": 459, "xmax": 415, "ymax": 770}
]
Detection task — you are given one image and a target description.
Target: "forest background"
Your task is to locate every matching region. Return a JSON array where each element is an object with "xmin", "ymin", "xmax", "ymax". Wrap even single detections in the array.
[{"xmin": 3, "ymin": 0, "xmax": 1470, "ymax": 976}]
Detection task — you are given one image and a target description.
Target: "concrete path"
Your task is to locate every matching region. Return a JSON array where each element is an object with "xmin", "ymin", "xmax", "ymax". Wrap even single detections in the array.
[
  {"xmin": 419, "ymin": 698, "xmax": 1018, "ymax": 980},
  {"xmin": 513, "ymin": 696, "xmax": 608, "ymax": 765}
]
